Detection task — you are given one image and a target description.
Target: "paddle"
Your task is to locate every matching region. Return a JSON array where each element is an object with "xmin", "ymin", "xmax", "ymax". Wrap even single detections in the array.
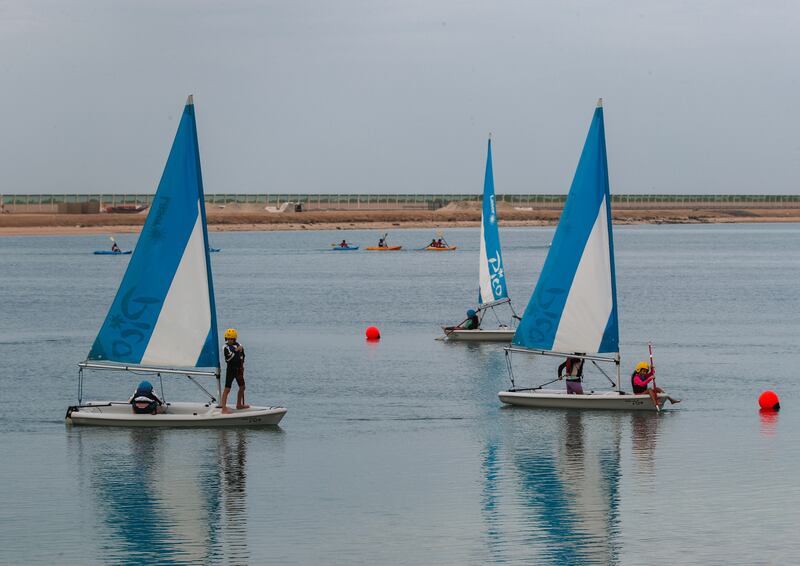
[
  {"xmin": 436, "ymin": 229, "xmax": 450, "ymax": 248},
  {"xmin": 379, "ymin": 232, "xmax": 388, "ymax": 247},
  {"xmin": 649, "ymin": 342, "xmax": 660, "ymax": 412},
  {"xmin": 109, "ymin": 236, "xmax": 122, "ymax": 252},
  {"xmin": 443, "ymin": 316, "xmax": 470, "ymax": 336}
]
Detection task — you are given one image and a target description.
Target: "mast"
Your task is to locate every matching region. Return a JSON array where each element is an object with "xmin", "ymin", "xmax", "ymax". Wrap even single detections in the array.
[{"xmin": 187, "ymin": 94, "xmax": 223, "ymax": 400}]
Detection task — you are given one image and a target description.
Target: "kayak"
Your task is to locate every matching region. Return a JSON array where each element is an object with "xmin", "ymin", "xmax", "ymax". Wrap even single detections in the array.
[
  {"xmin": 94, "ymin": 250, "xmax": 132, "ymax": 255},
  {"xmin": 331, "ymin": 245, "xmax": 359, "ymax": 251},
  {"xmin": 366, "ymin": 246, "xmax": 402, "ymax": 251},
  {"xmin": 208, "ymin": 248, "xmax": 221, "ymax": 253},
  {"xmin": 424, "ymin": 246, "xmax": 457, "ymax": 251}
]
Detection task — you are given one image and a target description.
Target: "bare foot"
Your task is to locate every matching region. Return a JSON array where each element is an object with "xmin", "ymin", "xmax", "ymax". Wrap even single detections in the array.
[
  {"xmin": 236, "ymin": 404, "xmax": 251, "ymax": 409},
  {"xmin": 221, "ymin": 407, "xmax": 233, "ymax": 414},
  {"xmin": 670, "ymin": 398, "xmax": 682, "ymax": 405}
]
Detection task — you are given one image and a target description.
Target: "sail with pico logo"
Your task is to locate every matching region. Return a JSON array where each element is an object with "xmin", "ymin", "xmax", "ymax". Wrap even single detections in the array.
[
  {"xmin": 87, "ymin": 96, "xmax": 219, "ymax": 371},
  {"xmin": 512, "ymin": 100, "xmax": 619, "ymax": 355},
  {"xmin": 478, "ymin": 137, "xmax": 510, "ymax": 307}
]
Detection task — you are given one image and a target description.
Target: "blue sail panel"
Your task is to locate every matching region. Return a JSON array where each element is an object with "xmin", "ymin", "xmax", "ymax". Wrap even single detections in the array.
[
  {"xmin": 513, "ymin": 102, "xmax": 619, "ymax": 354},
  {"xmin": 88, "ymin": 98, "xmax": 219, "ymax": 369},
  {"xmin": 478, "ymin": 139, "xmax": 509, "ymax": 305}
]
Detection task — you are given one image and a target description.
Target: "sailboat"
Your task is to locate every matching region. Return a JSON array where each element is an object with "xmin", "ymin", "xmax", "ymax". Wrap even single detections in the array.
[
  {"xmin": 499, "ymin": 100, "xmax": 669, "ymax": 410},
  {"xmin": 440, "ymin": 137, "xmax": 520, "ymax": 341},
  {"xmin": 66, "ymin": 96, "xmax": 287, "ymax": 426}
]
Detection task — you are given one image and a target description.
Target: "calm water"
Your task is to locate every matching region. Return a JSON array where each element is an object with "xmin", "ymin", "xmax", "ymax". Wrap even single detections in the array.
[{"xmin": 1, "ymin": 224, "xmax": 798, "ymax": 565}]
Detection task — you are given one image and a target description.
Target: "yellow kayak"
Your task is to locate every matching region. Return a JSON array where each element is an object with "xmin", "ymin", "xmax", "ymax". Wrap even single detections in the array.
[{"xmin": 366, "ymin": 246, "xmax": 402, "ymax": 251}]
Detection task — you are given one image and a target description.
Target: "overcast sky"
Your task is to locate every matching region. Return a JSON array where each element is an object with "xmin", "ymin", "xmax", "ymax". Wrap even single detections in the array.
[{"xmin": 1, "ymin": 0, "xmax": 798, "ymax": 194}]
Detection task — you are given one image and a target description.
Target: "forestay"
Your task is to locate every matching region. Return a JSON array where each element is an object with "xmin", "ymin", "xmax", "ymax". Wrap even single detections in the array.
[
  {"xmin": 87, "ymin": 96, "xmax": 219, "ymax": 370},
  {"xmin": 478, "ymin": 138, "xmax": 509, "ymax": 306},
  {"xmin": 512, "ymin": 100, "xmax": 619, "ymax": 354}
]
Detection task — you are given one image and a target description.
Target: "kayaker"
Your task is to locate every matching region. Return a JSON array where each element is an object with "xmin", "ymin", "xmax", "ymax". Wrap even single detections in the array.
[
  {"xmin": 128, "ymin": 380, "xmax": 163, "ymax": 415},
  {"xmin": 111, "ymin": 241, "xmax": 121, "ymax": 252},
  {"xmin": 429, "ymin": 238, "xmax": 438, "ymax": 248},
  {"xmin": 220, "ymin": 328, "xmax": 249, "ymax": 413},
  {"xmin": 437, "ymin": 238, "xmax": 444, "ymax": 248},
  {"xmin": 378, "ymin": 236, "xmax": 386, "ymax": 248},
  {"xmin": 558, "ymin": 356, "xmax": 584, "ymax": 394},
  {"xmin": 631, "ymin": 362, "xmax": 680, "ymax": 405},
  {"xmin": 339, "ymin": 239, "xmax": 349, "ymax": 247}
]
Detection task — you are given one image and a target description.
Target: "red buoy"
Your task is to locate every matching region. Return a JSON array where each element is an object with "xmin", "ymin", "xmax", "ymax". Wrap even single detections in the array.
[
  {"xmin": 365, "ymin": 326, "xmax": 381, "ymax": 341},
  {"xmin": 758, "ymin": 390, "xmax": 780, "ymax": 411}
]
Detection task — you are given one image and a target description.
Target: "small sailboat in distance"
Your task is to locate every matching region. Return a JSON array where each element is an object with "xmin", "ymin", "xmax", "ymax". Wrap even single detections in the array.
[
  {"xmin": 440, "ymin": 136, "xmax": 520, "ymax": 341},
  {"xmin": 499, "ymin": 100, "xmax": 676, "ymax": 410},
  {"xmin": 66, "ymin": 96, "xmax": 286, "ymax": 426}
]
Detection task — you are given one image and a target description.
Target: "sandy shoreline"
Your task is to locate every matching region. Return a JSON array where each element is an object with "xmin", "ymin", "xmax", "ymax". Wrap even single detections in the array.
[{"xmin": 1, "ymin": 207, "xmax": 799, "ymax": 236}]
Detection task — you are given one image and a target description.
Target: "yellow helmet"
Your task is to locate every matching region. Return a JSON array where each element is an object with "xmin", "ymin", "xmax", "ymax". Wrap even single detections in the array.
[
  {"xmin": 635, "ymin": 361, "xmax": 650, "ymax": 372},
  {"xmin": 224, "ymin": 328, "xmax": 238, "ymax": 340}
]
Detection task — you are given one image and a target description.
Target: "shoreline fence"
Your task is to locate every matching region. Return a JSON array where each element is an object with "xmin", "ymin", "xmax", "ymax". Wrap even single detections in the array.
[{"xmin": 2, "ymin": 193, "xmax": 800, "ymax": 213}]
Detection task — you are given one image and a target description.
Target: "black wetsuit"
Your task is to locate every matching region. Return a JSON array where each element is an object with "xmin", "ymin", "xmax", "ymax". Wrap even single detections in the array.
[{"xmin": 224, "ymin": 341, "xmax": 246, "ymax": 389}]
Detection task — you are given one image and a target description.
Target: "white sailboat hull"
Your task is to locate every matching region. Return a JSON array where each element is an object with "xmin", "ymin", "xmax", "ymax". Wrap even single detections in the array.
[
  {"xmin": 498, "ymin": 389, "xmax": 667, "ymax": 411},
  {"xmin": 66, "ymin": 401, "xmax": 287, "ymax": 427},
  {"xmin": 439, "ymin": 328, "xmax": 516, "ymax": 342}
]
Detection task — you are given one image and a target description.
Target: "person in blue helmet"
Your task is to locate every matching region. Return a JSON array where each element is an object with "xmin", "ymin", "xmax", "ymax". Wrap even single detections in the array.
[
  {"xmin": 444, "ymin": 309, "xmax": 481, "ymax": 333},
  {"xmin": 463, "ymin": 309, "xmax": 480, "ymax": 329},
  {"xmin": 128, "ymin": 381, "xmax": 164, "ymax": 415}
]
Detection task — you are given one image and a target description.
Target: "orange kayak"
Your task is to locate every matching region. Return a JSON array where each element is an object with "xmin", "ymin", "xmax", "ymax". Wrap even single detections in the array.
[
  {"xmin": 365, "ymin": 246, "xmax": 402, "ymax": 251},
  {"xmin": 424, "ymin": 246, "xmax": 457, "ymax": 251}
]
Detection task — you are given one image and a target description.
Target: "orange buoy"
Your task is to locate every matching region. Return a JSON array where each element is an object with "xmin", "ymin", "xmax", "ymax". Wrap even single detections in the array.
[
  {"xmin": 758, "ymin": 390, "xmax": 780, "ymax": 411},
  {"xmin": 365, "ymin": 326, "xmax": 381, "ymax": 341}
]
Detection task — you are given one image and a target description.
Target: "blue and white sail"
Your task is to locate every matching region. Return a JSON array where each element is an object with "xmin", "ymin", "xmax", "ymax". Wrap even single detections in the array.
[
  {"xmin": 513, "ymin": 100, "xmax": 619, "ymax": 354},
  {"xmin": 87, "ymin": 96, "xmax": 219, "ymax": 370},
  {"xmin": 478, "ymin": 138, "xmax": 509, "ymax": 306}
]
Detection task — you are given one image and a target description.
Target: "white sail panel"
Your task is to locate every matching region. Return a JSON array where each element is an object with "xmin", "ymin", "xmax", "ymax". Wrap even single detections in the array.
[
  {"xmin": 551, "ymin": 196, "xmax": 614, "ymax": 353},
  {"xmin": 141, "ymin": 204, "xmax": 212, "ymax": 367},
  {"xmin": 478, "ymin": 220, "xmax": 495, "ymax": 303}
]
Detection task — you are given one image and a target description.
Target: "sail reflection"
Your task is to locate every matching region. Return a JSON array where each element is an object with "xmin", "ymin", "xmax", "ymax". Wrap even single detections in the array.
[
  {"xmin": 70, "ymin": 427, "xmax": 260, "ymax": 563},
  {"xmin": 484, "ymin": 411, "xmax": 627, "ymax": 565}
]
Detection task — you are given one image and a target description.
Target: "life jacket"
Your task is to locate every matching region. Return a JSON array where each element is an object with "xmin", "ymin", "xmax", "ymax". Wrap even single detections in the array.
[
  {"xmin": 131, "ymin": 390, "xmax": 160, "ymax": 414},
  {"xmin": 224, "ymin": 342, "xmax": 245, "ymax": 367},
  {"xmin": 631, "ymin": 370, "xmax": 652, "ymax": 393},
  {"xmin": 565, "ymin": 358, "xmax": 583, "ymax": 380}
]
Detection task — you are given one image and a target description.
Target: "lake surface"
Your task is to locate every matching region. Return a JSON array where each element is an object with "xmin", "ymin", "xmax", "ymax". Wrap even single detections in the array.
[{"xmin": 1, "ymin": 224, "xmax": 798, "ymax": 565}]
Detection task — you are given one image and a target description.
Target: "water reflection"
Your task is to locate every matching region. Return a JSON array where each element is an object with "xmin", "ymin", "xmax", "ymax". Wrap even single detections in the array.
[
  {"xmin": 759, "ymin": 410, "xmax": 780, "ymax": 437},
  {"xmin": 485, "ymin": 411, "xmax": 629, "ymax": 565},
  {"xmin": 630, "ymin": 413, "xmax": 661, "ymax": 475},
  {"xmin": 70, "ymin": 427, "xmax": 263, "ymax": 563}
]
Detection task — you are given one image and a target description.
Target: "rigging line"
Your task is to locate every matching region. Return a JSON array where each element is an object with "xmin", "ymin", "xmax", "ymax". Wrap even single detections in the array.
[
  {"xmin": 78, "ymin": 366, "xmax": 84, "ymax": 405},
  {"xmin": 186, "ymin": 374, "xmax": 217, "ymax": 403},
  {"xmin": 592, "ymin": 360, "xmax": 617, "ymax": 387},
  {"xmin": 505, "ymin": 349, "xmax": 516, "ymax": 389},
  {"xmin": 158, "ymin": 372, "xmax": 166, "ymax": 404}
]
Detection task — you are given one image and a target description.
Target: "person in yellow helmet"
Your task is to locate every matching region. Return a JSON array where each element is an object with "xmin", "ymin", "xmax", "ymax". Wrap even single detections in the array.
[
  {"xmin": 220, "ymin": 328, "xmax": 249, "ymax": 413},
  {"xmin": 631, "ymin": 361, "xmax": 680, "ymax": 405}
]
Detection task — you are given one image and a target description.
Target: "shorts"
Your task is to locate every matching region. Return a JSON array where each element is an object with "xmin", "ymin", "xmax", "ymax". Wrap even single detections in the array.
[
  {"xmin": 566, "ymin": 380, "xmax": 583, "ymax": 394},
  {"xmin": 225, "ymin": 366, "xmax": 245, "ymax": 389}
]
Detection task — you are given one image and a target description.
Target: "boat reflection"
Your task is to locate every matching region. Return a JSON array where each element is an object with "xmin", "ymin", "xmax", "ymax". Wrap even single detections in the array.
[{"xmin": 69, "ymin": 427, "xmax": 268, "ymax": 563}]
